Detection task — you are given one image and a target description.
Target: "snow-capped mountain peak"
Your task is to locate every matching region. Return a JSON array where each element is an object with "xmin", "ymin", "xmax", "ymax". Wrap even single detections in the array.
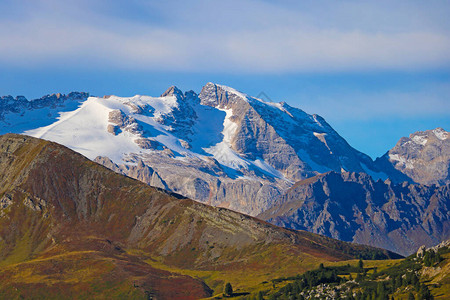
[
  {"xmin": 0, "ymin": 83, "xmax": 391, "ymax": 215},
  {"xmin": 376, "ymin": 127, "xmax": 450, "ymax": 185},
  {"xmin": 433, "ymin": 127, "xmax": 448, "ymax": 141},
  {"xmin": 1, "ymin": 83, "xmax": 385, "ymax": 182},
  {"xmin": 160, "ymin": 85, "xmax": 184, "ymax": 98}
]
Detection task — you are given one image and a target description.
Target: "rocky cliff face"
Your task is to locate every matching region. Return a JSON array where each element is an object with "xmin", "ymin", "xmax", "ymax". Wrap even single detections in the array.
[
  {"xmin": 259, "ymin": 171, "xmax": 450, "ymax": 256},
  {"xmin": 375, "ymin": 128, "xmax": 450, "ymax": 185},
  {"xmin": 199, "ymin": 83, "xmax": 378, "ymax": 180}
]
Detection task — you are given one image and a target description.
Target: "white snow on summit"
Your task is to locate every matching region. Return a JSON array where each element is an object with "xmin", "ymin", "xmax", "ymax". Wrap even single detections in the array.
[
  {"xmin": 214, "ymin": 83, "xmax": 248, "ymax": 101},
  {"xmin": 25, "ymin": 97, "xmax": 143, "ymax": 163},
  {"xmin": 203, "ymin": 107, "xmax": 249, "ymax": 170},
  {"xmin": 212, "ymin": 82, "xmax": 296, "ymax": 116},
  {"xmin": 21, "ymin": 93, "xmax": 190, "ymax": 163},
  {"xmin": 9, "ymin": 89, "xmax": 289, "ymax": 180},
  {"xmin": 2, "ymin": 83, "xmax": 416, "ymax": 184}
]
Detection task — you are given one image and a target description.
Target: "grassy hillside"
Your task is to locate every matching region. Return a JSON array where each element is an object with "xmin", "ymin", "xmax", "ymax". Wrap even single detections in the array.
[
  {"xmin": 242, "ymin": 244, "xmax": 450, "ymax": 299},
  {"xmin": 0, "ymin": 134, "xmax": 400, "ymax": 299}
]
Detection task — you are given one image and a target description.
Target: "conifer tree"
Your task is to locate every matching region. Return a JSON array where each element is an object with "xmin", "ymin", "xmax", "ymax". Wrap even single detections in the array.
[{"xmin": 224, "ymin": 282, "xmax": 233, "ymax": 297}]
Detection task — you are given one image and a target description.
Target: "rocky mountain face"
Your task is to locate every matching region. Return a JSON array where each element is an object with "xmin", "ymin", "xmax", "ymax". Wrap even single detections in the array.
[
  {"xmin": 259, "ymin": 171, "xmax": 450, "ymax": 256},
  {"xmin": 375, "ymin": 128, "xmax": 450, "ymax": 185},
  {"xmin": 198, "ymin": 83, "xmax": 378, "ymax": 179},
  {"xmin": 0, "ymin": 83, "xmax": 385, "ymax": 216},
  {"xmin": 0, "ymin": 92, "xmax": 88, "ymax": 117},
  {"xmin": 0, "ymin": 134, "xmax": 398, "ymax": 298}
]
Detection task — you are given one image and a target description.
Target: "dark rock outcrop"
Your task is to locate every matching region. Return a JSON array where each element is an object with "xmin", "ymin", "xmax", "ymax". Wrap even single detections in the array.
[{"xmin": 0, "ymin": 92, "xmax": 89, "ymax": 120}]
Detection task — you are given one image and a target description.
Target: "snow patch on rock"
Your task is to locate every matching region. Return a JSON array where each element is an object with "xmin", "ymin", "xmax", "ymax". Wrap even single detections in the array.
[
  {"xmin": 412, "ymin": 135, "xmax": 428, "ymax": 146},
  {"xmin": 389, "ymin": 153, "xmax": 414, "ymax": 169},
  {"xmin": 203, "ymin": 108, "xmax": 249, "ymax": 170},
  {"xmin": 433, "ymin": 128, "xmax": 448, "ymax": 140}
]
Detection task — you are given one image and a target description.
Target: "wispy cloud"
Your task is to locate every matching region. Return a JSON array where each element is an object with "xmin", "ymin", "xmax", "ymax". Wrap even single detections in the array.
[{"xmin": 0, "ymin": 0, "xmax": 449, "ymax": 72}]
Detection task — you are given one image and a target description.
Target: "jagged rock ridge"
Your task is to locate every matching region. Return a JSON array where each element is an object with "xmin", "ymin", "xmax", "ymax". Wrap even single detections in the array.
[
  {"xmin": 375, "ymin": 128, "xmax": 450, "ymax": 185},
  {"xmin": 259, "ymin": 171, "xmax": 450, "ymax": 256},
  {"xmin": 0, "ymin": 92, "xmax": 88, "ymax": 120}
]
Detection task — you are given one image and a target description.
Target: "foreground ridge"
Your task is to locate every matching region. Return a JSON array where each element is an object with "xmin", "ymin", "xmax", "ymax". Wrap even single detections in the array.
[{"xmin": 0, "ymin": 133, "xmax": 400, "ymax": 298}]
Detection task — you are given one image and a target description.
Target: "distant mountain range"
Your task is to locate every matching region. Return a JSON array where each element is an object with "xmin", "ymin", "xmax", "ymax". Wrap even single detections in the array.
[
  {"xmin": 1, "ymin": 83, "xmax": 448, "ymax": 254},
  {"xmin": 259, "ymin": 171, "xmax": 450, "ymax": 256}
]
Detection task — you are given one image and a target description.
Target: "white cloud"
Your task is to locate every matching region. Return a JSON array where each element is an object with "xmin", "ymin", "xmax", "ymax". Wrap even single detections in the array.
[
  {"xmin": 0, "ymin": 0, "xmax": 449, "ymax": 72},
  {"xmin": 224, "ymin": 29, "xmax": 450, "ymax": 72}
]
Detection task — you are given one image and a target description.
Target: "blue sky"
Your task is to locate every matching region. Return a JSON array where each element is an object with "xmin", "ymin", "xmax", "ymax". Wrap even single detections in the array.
[{"xmin": 0, "ymin": 0, "xmax": 449, "ymax": 158}]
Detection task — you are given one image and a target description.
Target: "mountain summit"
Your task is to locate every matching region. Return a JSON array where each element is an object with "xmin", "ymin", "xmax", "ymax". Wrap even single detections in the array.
[
  {"xmin": 198, "ymin": 82, "xmax": 379, "ymax": 179},
  {"xmin": 0, "ymin": 83, "xmax": 385, "ymax": 215},
  {"xmin": 376, "ymin": 127, "xmax": 450, "ymax": 185}
]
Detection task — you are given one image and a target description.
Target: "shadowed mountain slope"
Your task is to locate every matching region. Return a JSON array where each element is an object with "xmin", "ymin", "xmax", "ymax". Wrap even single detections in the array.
[{"xmin": 259, "ymin": 172, "xmax": 450, "ymax": 256}]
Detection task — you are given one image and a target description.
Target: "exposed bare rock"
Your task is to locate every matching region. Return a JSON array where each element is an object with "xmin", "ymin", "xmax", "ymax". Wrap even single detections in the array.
[
  {"xmin": 97, "ymin": 152, "xmax": 290, "ymax": 216},
  {"xmin": 0, "ymin": 85, "xmax": 448, "ymax": 252},
  {"xmin": 199, "ymin": 82, "xmax": 381, "ymax": 181},
  {"xmin": 157, "ymin": 86, "xmax": 197, "ymax": 141},
  {"xmin": 417, "ymin": 245, "xmax": 427, "ymax": 257},
  {"xmin": 134, "ymin": 138, "xmax": 161, "ymax": 150},
  {"xmin": 429, "ymin": 239, "xmax": 450, "ymax": 252},
  {"xmin": 23, "ymin": 196, "xmax": 47, "ymax": 211},
  {"xmin": 375, "ymin": 128, "xmax": 450, "ymax": 185},
  {"xmin": 94, "ymin": 156, "xmax": 168, "ymax": 190},
  {"xmin": 260, "ymin": 171, "xmax": 450, "ymax": 256},
  {"xmin": 123, "ymin": 101, "xmax": 145, "ymax": 114},
  {"xmin": 108, "ymin": 109, "xmax": 143, "ymax": 136},
  {"xmin": 150, "ymin": 171, "xmax": 168, "ymax": 190},
  {"xmin": 0, "ymin": 85, "xmax": 388, "ymax": 219},
  {"xmin": 0, "ymin": 92, "xmax": 88, "ymax": 121},
  {"xmin": 106, "ymin": 124, "xmax": 118, "ymax": 135},
  {"xmin": 108, "ymin": 109, "xmax": 130, "ymax": 127},
  {"xmin": 0, "ymin": 194, "xmax": 12, "ymax": 209},
  {"xmin": 160, "ymin": 85, "xmax": 184, "ymax": 98}
]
